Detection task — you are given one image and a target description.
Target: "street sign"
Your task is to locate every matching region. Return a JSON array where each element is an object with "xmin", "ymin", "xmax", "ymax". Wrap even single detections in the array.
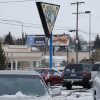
[{"xmin": 36, "ymin": 2, "xmax": 60, "ymax": 38}]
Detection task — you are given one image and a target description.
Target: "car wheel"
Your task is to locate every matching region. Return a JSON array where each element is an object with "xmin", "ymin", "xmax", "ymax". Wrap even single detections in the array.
[
  {"xmin": 47, "ymin": 81, "xmax": 51, "ymax": 88},
  {"xmin": 66, "ymin": 83, "xmax": 72, "ymax": 90},
  {"xmin": 83, "ymin": 82, "xmax": 90, "ymax": 89}
]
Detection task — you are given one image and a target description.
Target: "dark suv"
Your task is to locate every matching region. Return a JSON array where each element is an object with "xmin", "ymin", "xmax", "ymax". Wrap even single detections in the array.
[
  {"xmin": 34, "ymin": 68, "xmax": 64, "ymax": 87},
  {"xmin": 63, "ymin": 63, "xmax": 91, "ymax": 89}
]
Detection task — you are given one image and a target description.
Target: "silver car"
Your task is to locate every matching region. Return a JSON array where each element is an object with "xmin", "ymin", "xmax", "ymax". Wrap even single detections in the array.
[
  {"xmin": 91, "ymin": 63, "xmax": 100, "ymax": 82},
  {"xmin": 0, "ymin": 70, "xmax": 61, "ymax": 100},
  {"xmin": 93, "ymin": 68, "xmax": 100, "ymax": 100}
]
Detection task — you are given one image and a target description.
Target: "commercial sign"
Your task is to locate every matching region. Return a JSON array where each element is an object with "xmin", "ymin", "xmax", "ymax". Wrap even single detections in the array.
[
  {"xmin": 36, "ymin": 2, "xmax": 60, "ymax": 38},
  {"xmin": 26, "ymin": 35, "xmax": 46, "ymax": 46},
  {"xmin": 48, "ymin": 35, "xmax": 69, "ymax": 46}
]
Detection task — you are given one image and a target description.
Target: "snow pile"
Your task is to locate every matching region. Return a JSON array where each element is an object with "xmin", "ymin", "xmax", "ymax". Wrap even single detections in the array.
[{"xmin": 0, "ymin": 91, "xmax": 51, "ymax": 100}]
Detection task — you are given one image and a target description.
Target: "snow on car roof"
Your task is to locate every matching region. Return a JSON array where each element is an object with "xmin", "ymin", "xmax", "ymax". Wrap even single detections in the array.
[{"xmin": 0, "ymin": 70, "xmax": 40, "ymax": 76}]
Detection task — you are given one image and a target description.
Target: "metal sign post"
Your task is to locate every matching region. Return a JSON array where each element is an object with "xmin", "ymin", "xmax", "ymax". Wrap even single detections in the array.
[{"xmin": 50, "ymin": 32, "xmax": 52, "ymax": 69}]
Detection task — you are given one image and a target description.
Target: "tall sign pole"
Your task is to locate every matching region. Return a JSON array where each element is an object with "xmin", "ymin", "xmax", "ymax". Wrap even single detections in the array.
[
  {"xmin": 36, "ymin": 2, "xmax": 60, "ymax": 68},
  {"xmin": 50, "ymin": 32, "xmax": 52, "ymax": 68}
]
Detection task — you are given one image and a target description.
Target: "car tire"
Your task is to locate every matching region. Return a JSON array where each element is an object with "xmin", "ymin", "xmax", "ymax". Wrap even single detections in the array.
[
  {"xmin": 66, "ymin": 83, "xmax": 72, "ymax": 90},
  {"xmin": 47, "ymin": 81, "xmax": 51, "ymax": 88},
  {"xmin": 83, "ymin": 78, "xmax": 91, "ymax": 89}
]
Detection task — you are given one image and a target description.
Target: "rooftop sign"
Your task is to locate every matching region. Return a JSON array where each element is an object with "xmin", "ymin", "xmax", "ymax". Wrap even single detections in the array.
[
  {"xmin": 26, "ymin": 35, "xmax": 46, "ymax": 46},
  {"xmin": 48, "ymin": 35, "xmax": 69, "ymax": 46}
]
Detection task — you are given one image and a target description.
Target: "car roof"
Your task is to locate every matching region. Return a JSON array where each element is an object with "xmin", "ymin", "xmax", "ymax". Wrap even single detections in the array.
[
  {"xmin": 95, "ymin": 61, "xmax": 100, "ymax": 64},
  {"xmin": 0, "ymin": 70, "xmax": 40, "ymax": 76},
  {"xmin": 34, "ymin": 68, "xmax": 60, "ymax": 71}
]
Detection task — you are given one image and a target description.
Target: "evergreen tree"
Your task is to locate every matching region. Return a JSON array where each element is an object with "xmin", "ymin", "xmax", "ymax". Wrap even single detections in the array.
[
  {"xmin": 91, "ymin": 49, "xmax": 100, "ymax": 63},
  {"xmin": 4, "ymin": 31, "xmax": 14, "ymax": 45},
  {"xmin": 0, "ymin": 43, "xmax": 6, "ymax": 70},
  {"xmin": 94, "ymin": 34, "xmax": 100, "ymax": 49}
]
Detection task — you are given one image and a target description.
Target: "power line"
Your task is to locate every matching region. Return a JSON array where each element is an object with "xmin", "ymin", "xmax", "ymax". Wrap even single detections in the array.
[
  {"xmin": 0, "ymin": 21, "xmax": 99, "ymax": 36},
  {"xmin": 0, "ymin": 19, "xmax": 41, "ymax": 27},
  {"xmin": 0, "ymin": 0, "xmax": 35, "ymax": 4},
  {"xmin": 0, "ymin": 21, "xmax": 41, "ymax": 28},
  {"xmin": 0, "ymin": 18, "xmax": 100, "ymax": 37}
]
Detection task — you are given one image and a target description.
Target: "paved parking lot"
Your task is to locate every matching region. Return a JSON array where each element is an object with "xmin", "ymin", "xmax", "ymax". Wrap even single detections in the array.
[{"xmin": 52, "ymin": 86, "xmax": 93, "ymax": 100}]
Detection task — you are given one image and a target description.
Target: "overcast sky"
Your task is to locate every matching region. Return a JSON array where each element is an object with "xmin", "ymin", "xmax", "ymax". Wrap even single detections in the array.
[{"xmin": 0, "ymin": 0, "xmax": 100, "ymax": 41}]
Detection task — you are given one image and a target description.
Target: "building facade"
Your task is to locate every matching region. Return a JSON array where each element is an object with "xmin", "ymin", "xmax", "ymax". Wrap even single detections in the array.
[{"xmin": 2, "ymin": 45, "xmax": 91, "ymax": 70}]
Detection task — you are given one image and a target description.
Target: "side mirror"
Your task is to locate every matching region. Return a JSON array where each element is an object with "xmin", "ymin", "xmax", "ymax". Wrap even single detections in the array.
[{"xmin": 51, "ymin": 88, "xmax": 61, "ymax": 97}]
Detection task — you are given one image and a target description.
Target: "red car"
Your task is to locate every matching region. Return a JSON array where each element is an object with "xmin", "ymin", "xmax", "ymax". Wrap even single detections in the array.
[{"xmin": 34, "ymin": 68, "xmax": 64, "ymax": 87}]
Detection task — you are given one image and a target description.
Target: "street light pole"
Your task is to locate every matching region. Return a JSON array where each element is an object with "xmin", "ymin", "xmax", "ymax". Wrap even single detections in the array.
[{"xmin": 85, "ymin": 11, "xmax": 91, "ymax": 63}]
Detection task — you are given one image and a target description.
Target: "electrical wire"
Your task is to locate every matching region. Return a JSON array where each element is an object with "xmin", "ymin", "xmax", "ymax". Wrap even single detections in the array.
[
  {"xmin": 0, "ymin": 21, "xmax": 41, "ymax": 28},
  {"xmin": 0, "ymin": 18, "xmax": 100, "ymax": 37},
  {"xmin": 0, "ymin": 0, "xmax": 35, "ymax": 4}
]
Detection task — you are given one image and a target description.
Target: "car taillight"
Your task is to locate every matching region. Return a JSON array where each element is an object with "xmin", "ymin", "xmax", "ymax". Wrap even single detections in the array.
[{"xmin": 83, "ymin": 70, "xmax": 86, "ymax": 76}]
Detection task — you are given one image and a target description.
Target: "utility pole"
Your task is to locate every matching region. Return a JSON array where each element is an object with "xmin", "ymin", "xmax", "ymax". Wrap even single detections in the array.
[{"xmin": 71, "ymin": 1, "xmax": 84, "ymax": 63}]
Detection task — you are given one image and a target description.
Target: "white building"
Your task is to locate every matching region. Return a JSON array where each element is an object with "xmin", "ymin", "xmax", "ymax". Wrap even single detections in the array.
[
  {"xmin": 42, "ymin": 56, "xmax": 67, "ymax": 67},
  {"xmin": 2, "ymin": 45, "xmax": 42, "ymax": 70},
  {"xmin": 2, "ymin": 44, "xmax": 90, "ymax": 70}
]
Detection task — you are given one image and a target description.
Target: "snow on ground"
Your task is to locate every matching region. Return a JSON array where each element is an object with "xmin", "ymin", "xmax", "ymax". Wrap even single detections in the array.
[
  {"xmin": 0, "ymin": 86, "xmax": 93, "ymax": 100},
  {"xmin": 53, "ymin": 86, "xmax": 93, "ymax": 100}
]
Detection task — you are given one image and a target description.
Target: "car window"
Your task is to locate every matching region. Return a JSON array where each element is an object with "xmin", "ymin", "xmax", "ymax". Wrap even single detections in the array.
[
  {"xmin": 49, "ymin": 70, "xmax": 54, "ymax": 75},
  {"xmin": 53, "ymin": 70, "xmax": 60, "ymax": 76},
  {"xmin": 34, "ymin": 69, "xmax": 46, "ymax": 74},
  {"xmin": 34, "ymin": 69, "xmax": 43, "ymax": 73},
  {"xmin": 41, "ymin": 69, "xmax": 47, "ymax": 74},
  {"xmin": 65, "ymin": 64, "xmax": 83, "ymax": 71},
  {"xmin": 85, "ymin": 66, "xmax": 89, "ymax": 71},
  {"xmin": 92, "ymin": 64, "xmax": 100, "ymax": 71},
  {"xmin": 0, "ymin": 75, "xmax": 48, "ymax": 96}
]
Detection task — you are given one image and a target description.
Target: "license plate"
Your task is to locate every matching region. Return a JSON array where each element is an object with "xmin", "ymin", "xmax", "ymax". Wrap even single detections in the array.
[{"xmin": 71, "ymin": 74, "xmax": 76, "ymax": 76}]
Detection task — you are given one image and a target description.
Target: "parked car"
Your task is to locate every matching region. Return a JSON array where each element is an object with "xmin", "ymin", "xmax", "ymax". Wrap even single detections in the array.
[
  {"xmin": 34, "ymin": 68, "xmax": 64, "ymax": 87},
  {"xmin": 0, "ymin": 70, "xmax": 61, "ymax": 100},
  {"xmin": 91, "ymin": 63, "xmax": 100, "ymax": 83},
  {"xmin": 93, "ymin": 68, "xmax": 100, "ymax": 100},
  {"xmin": 63, "ymin": 63, "xmax": 91, "ymax": 89}
]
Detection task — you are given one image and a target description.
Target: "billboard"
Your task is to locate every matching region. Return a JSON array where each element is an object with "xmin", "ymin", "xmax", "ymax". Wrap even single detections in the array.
[
  {"xmin": 36, "ymin": 2, "xmax": 60, "ymax": 38},
  {"xmin": 26, "ymin": 35, "xmax": 46, "ymax": 46},
  {"xmin": 48, "ymin": 35, "xmax": 69, "ymax": 46}
]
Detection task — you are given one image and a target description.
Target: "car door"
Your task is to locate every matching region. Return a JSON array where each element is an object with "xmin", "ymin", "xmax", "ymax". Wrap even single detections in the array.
[
  {"xmin": 53, "ymin": 70, "xmax": 63, "ymax": 85},
  {"xmin": 49, "ymin": 69, "xmax": 63, "ymax": 85}
]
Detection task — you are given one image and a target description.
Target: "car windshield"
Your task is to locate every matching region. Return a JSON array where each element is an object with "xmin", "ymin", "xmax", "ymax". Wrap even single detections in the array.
[
  {"xmin": 0, "ymin": 75, "xmax": 48, "ymax": 96},
  {"xmin": 34, "ymin": 69, "xmax": 47, "ymax": 74},
  {"xmin": 65, "ymin": 64, "xmax": 82, "ymax": 71},
  {"xmin": 92, "ymin": 64, "xmax": 100, "ymax": 71}
]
